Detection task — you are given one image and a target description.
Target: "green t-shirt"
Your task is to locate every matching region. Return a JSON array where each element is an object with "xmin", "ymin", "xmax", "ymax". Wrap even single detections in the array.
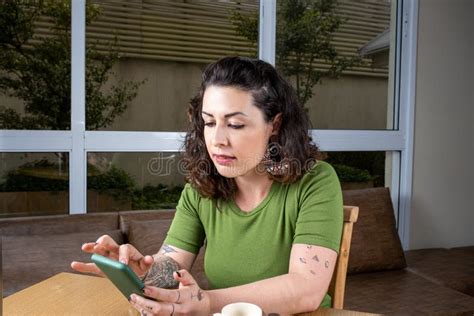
[{"xmin": 164, "ymin": 161, "xmax": 343, "ymax": 308}]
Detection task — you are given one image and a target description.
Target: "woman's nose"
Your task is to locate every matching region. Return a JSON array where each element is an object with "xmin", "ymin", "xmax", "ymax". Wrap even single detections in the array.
[{"xmin": 211, "ymin": 126, "xmax": 229, "ymax": 147}]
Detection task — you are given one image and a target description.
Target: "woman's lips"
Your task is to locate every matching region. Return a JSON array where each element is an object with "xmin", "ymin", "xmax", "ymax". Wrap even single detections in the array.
[{"xmin": 213, "ymin": 154, "xmax": 236, "ymax": 165}]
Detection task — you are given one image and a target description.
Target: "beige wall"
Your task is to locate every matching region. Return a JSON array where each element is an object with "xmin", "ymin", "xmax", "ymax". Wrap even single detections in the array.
[
  {"xmin": 105, "ymin": 59, "xmax": 389, "ymax": 132},
  {"xmin": 410, "ymin": 0, "xmax": 474, "ymax": 249},
  {"xmin": 100, "ymin": 60, "xmax": 389, "ymax": 189},
  {"xmin": 1, "ymin": 57, "xmax": 389, "ymax": 190}
]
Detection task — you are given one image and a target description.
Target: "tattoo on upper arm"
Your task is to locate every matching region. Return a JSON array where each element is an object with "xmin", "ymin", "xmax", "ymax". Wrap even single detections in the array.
[
  {"xmin": 160, "ymin": 244, "xmax": 177, "ymax": 255},
  {"xmin": 312, "ymin": 255, "xmax": 319, "ymax": 262},
  {"xmin": 299, "ymin": 257, "xmax": 307, "ymax": 264},
  {"xmin": 325, "ymin": 260, "xmax": 329, "ymax": 268},
  {"xmin": 306, "ymin": 245, "xmax": 312, "ymax": 249},
  {"xmin": 144, "ymin": 256, "xmax": 179, "ymax": 288}
]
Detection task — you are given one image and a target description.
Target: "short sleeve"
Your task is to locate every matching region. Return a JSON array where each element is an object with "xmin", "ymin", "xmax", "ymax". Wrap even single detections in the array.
[
  {"xmin": 293, "ymin": 161, "xmax": 343, "ymax": 253},
  {"xmin": 164, "ymin": 184, "xmax": 206, "ymax": 254}
]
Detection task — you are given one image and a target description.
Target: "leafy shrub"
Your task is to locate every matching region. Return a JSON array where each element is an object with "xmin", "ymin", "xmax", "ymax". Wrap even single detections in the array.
[
  {"xmin": 132, "ymin": 184, "xmax": 183, "ymax": 209},
  {"xmin": 332, "ymin": 164, "xmax": 375, "ymax": 183}
]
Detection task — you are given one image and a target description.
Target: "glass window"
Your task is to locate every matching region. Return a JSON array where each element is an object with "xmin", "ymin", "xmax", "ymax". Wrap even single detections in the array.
[
  {"xmin": 0, "ymin": 153, "xmax": 69, "ymax": 217},
  {"xmin": 274, "ymin": 0, "xmax": 396, "ymax": 130},
  {"xmin": 87, "ymin": 152, "xmax": 185, "ymax": 212},
  {"xmin": 0, "ymin": 2, "xmax": 71, "ymax": 130},
  {"xmin": 85, "ymin": 0, "xmax": 260, "ymax": 132},
  {"xmin": 322, "ymin": 151, "xmax": 390, "ymax": 190}
]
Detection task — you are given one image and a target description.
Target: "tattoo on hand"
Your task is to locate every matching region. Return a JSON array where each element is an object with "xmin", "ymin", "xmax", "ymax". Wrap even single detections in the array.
[
  {"xmin": 299, "ymin": 257, "xmax": 307, "ymax": 264},
  {"xmin": 144, "ymin": 256, "xmax": 179, "ymax": 288},
  {"xmin": 325, "ymin": 260, "xmax": 329, "ymax": 268},
  {"xmin": 191, "ymin": 289, "xmax": 203, "ymax": 301},
  {"xmin": 312, "ymin": 255, "xmax": 319, "ymax": 262}
]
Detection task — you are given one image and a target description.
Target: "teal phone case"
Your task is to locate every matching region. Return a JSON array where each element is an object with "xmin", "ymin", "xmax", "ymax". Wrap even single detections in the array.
[{"xmin": 91, "ymin": 254, "xmax": 145, "ymax": 299}]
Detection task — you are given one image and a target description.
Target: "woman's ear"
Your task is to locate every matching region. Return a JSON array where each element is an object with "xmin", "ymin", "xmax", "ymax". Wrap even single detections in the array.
[{"xmin": 271, "ymin": 113, "xmax": 283, "ymax": 135}]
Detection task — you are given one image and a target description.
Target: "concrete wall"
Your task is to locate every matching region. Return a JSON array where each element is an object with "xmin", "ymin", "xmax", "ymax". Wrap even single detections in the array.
[
  {"xmin": 93, "ymin": 59, "xmax": 389, "ymax": 188},
  {"xmin": 1, "ymin": 59, "xmax": 390, "ymax": 189},
  {"xmin": 103, "ymin": 59, "xmax": 389, "ymax": 132},
  {"xmin": 410, "ymin": 0, "xmax": 474, "ymax": 249}
]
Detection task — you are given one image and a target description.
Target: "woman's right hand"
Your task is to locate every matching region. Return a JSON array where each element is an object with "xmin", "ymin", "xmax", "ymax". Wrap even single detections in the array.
[{"xmin": 71, "ymin": 234, "xmax": 154, "ymax": 279}]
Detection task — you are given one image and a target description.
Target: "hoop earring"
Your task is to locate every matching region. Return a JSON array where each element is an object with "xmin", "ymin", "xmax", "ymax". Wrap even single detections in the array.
[{"xmin": 262, "ymin": 142, "xmax": 289, "ymax": 176}]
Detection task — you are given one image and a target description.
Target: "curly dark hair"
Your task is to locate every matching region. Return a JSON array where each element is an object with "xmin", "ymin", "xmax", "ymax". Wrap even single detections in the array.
[{"xmin": 183, "ymin": 56, "xmax": 319, "ymax": 201}]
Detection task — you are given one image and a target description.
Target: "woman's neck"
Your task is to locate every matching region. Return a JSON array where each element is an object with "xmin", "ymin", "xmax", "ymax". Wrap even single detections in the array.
[{"xmin": 233, "ymin": 173, "xmax": 273, "ymax": 212}]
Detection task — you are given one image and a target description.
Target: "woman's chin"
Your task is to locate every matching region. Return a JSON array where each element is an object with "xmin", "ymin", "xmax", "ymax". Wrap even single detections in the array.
[{"xmin": 214, "ymin": 164, "xmax": 243, "ymax": 178}]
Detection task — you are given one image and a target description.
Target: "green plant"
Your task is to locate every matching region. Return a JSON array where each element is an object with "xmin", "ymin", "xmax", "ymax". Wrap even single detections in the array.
[
  {"xmin": 0, "ymin": 160, "xmax": 136, "ymax": 196},
  {"xmin": 132, "ymin": 184, "xmax": 183, "ymax": 209},
  {"xmin": 326, "ymin": 151, "xmax": 385, "ymax": 186},
  {"xmin": 230, "ymin": 0, "xmax": 361, "ymax": 107},
  {"xmin": 88, "ymin": 166, "xmax": 136, "ymax": 197},
  {"xmin": 0, "ymin": 0, "xmax": 144, "ymax": 130},
  {"xmin": 332, "ymin": 164, "xmax": 375, "ymax": 183}
]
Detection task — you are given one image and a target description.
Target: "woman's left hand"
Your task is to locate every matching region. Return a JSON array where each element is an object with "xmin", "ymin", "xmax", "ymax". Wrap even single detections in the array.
[{"xmin": 129, "ymin": 269, "xmax": 210, "ymax": 316}]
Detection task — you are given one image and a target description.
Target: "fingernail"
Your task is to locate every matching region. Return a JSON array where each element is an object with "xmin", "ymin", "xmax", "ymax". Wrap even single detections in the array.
[
  {"xmin": 175, "ymin": 271, "xmax": 182, "ymax": 277},
  {"xmin": 129, "ymin": 294, "xmax": 136, "ymax": 302},
  {"xmin": 120, "ymin": 259, "xmax": 127, "ymax": 264},
  {"xmin": 144, "ymin": 287, "xmax": 151, "ymax": 295}
]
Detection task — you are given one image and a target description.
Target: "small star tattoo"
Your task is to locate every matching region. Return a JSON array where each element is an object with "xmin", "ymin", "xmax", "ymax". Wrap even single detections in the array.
[
  {"xmin": 306, "ymin": 245, "xmax": 312, "ymax": 249},
  {"xmin": 325, "ymin": 261, "xmax": 330, "ymax": 268},
  {"xmin": 310, "ymin": 270, "xmax": 316, "ymax": 275},
  {"xmin": 312, "ymin": 255, "xmax": 319, "ymax": 262},
  {"xmin": 299, "ymin": 257, "xmax": 307, "ymax": 264}
]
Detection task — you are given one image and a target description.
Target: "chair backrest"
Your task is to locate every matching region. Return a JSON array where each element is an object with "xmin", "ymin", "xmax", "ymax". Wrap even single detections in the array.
[{"xmin": 328, "ymin": 205, "xmax": 359, "ymax": 309}]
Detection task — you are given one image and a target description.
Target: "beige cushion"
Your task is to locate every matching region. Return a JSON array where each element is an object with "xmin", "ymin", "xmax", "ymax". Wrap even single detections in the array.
[
  {"xmin": 127, "ymin": 219, "xmax": 172, "ymax": 255},
  {"xmin": 3, "ymin": 230, "xmax": 124, "ymax": 297},
  {"xmin": 127, "ymin": 219, "xmax": 209, "ymax": 289},
  {"xmin": 119, "ymin": 210, "xmax": 175, "ymax": 237},
  {"xmin": 343, "ymin": 187, "xmax": 407, "ymax": 274}
]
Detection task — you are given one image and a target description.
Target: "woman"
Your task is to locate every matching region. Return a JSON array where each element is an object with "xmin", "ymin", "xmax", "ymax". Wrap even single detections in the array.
[{"xmin": 72, "ymin": 56, "xmax": 343, "ymax": 315}]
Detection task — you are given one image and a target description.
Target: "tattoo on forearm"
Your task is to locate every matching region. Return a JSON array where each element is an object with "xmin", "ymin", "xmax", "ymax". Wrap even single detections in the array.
[
  {"xmin": 299, "ymin": 257, "xmax": 307, "ymax": 264},
  {"xmin": 161, "ymin": 244, "xmax": 177, "ymax": 255},
  {"xmin": 312, "ymin": 255, "xmax": 319, "ymax": 262},
  {"xmin": 144, "ymin": 256, "xmax": 179, "ymax": 288},
  {"xmin": 325, "ymin": 260, "xmax": 329, "ymax": 268}
]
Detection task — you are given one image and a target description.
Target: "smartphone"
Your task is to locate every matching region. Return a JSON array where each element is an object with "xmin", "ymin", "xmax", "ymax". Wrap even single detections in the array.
[{"xmin": 91, "ymin": 254, "xmax": 145, "ymax": 299}]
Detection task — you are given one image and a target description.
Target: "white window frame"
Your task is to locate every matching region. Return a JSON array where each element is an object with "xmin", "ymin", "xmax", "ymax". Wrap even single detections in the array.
[{"xmin": 0, "ymin": 0, "xmax": 418, "ymax": 248}]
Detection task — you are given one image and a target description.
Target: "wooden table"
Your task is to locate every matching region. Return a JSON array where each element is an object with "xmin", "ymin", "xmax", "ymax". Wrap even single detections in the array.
[{"xmin": 4, "ymin": 273, "xmax": 380, "ymax": 316}]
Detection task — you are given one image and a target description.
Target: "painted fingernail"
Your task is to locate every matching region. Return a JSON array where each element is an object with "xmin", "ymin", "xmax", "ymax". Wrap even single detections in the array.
[{"xmin": 175, "ymin": 271, "xmax": 182, "ymax": 277}]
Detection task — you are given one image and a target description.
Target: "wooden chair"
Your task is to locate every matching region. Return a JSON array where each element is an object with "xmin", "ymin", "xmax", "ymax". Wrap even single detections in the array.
[{"xmin": 328, "ymin": 205, "xmax": 359, "ymax": 309}]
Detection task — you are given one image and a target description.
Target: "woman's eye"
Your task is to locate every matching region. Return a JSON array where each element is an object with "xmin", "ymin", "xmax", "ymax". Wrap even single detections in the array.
[
  {"xmin": 229, "ymin": 124, "xmax": 244, "ymax": 129},
  {"xmin": 204, "ymin": 122, "xmax": 215, "ymax": 127}
]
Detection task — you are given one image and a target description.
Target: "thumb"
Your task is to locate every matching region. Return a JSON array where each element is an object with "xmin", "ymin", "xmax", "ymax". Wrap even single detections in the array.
[
  {"xmin": 139, "ymin": 255, "xmax": 154, "ymax": 274},
  {"xmin": 174, "ymin": 269, "xmax": 196, "ymax": 287}
]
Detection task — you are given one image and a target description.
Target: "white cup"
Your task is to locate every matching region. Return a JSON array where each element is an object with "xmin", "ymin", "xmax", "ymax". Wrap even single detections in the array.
[{"xmin": 213, "ymin": 302, "xmax": 262, "ymax": 316}]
